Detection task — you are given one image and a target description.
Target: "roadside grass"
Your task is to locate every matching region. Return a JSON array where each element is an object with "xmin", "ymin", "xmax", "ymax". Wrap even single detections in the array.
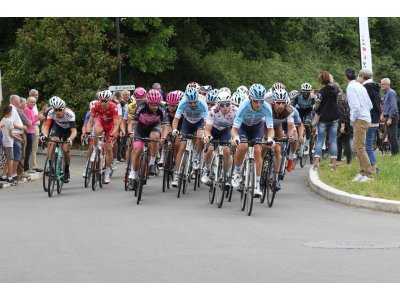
[{"xmin": 317, "ymin": 154, "xmax": 400, "ymax": 200}]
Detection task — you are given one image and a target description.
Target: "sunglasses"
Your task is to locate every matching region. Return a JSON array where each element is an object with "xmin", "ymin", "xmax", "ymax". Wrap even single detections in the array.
[
  {"xmin": 252, "ymin": 99, "xmax": 264, "ymax": 104},
  {"xmin": 274, "ymin": 102, "xmax": 286, "ymax": 106},
  {"xmin": 188, "ymin": 102, "xmax": 197, "ymax": 106},
  {"xmin": 100, "ymin": 100, "xmax": 108, "ymax": 103},
  {"xmin": 54, "ymin": 108, "xmax": 63, "ymax": 112},
  {"xmin": 148, "ymin": 103, "xmax": 160, "ymax": 107},
  {"xmin": 219, "ymin": 102, "xmax": 230, "ymax": 108}
]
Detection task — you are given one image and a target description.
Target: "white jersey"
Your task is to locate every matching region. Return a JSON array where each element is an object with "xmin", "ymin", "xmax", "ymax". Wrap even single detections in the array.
[
  {"xmin": 47, "ymin": 108, "xmax": 76, "ymax": 129},
  {"xmin": 206, "ymin": 105, "xmax": 237, "ymax": 131}
]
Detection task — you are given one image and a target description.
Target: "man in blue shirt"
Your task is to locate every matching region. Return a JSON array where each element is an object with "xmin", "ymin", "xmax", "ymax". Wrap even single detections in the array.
[{"xmin": 380, "ymin": 78, "xmax": 399, "ymax": 155}]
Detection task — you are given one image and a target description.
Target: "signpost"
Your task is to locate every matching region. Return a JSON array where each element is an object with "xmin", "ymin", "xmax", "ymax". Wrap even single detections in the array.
[{"xmin": 108, "ymin": 85, "xmax": 135, "ymax": 92}]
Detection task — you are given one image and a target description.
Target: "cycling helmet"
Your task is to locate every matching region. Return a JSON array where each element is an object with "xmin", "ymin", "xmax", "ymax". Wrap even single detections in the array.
[
  {"xmin": 219, "ymin": 87, "xmax": 231, "ymax": 96},
  {"xmin": 166, "ymin": 91, "xmax": 181, "ymax": 106},
  {"xmin": 98, "ymin": 90, "xmax": 112, "ymax": 101},
  {"xmin": 289, "ymin": 90, "xmax": 299, "ymax": 99},
  {"xmin": 184, "ymin": 87, "xmax": 199, "ymax": 103},
  {"xmin": 236, "ymin": 85, "xmax": 249, "ymax": 95},
  {"xmin": 301, "ymin": 82, "xmax": 313, "ymax": 91},
  {"xmin": 134, "ymin": 87, "xmax": 147, "ymax": 99},
  {"xmin": 272, "ymin": 82, "xmax": 286, "ymax": 91},
  {"xmin": 249, "ymin": 83, "xmax": 266, "ymax": 100},
  {"xmin": 89, "ymin": 100, "xmax": 97, "ymax": 110},
  {"xmin": 206, "ymin": 89, "xmax": 219, "ymax": 104},
  {"xmin": 48, "ymin": 97, "xmax": 57, "ymax": 107},
  {"xmin": 199, "ymin": 85, "xmax": 212, "ymax": 95},
  {"xmin": 146, "ymin": 89, "xmax": 162, "ymax": 104},
  {"xmin": 50, "ymin": 96, "xmax": 66, "ymax": 109},
  {"xmin": 217, "ymin": 91, "xmax": 231, "ymax": 103},
  {"xmin": 272, "ymin": 89, "xmax": 290, "ymax": 104},
  {"xmin": 231, "ymin": 92, "xmax": 246, "ymax": 106},
  {"xmin": 186, "ymin": 82, "xmax": 201, "ymax": 91},
  {"xmin": 175, "ymin": 90, "xmax": 185, "ymax": 100}
]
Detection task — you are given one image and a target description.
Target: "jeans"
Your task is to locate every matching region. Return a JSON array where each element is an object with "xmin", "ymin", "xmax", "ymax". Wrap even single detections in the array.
[
  {"xmin": 365, "ymin": 126, "xmax": 377, "ymax": 165},
  {"xmin": 315, "ymin": 120, "xmax": 339, "ymax": 159},
  {"xmin": 386, "ymin": 113, "xmax": 399, "ymax": 155},
  {"xmin": 24, "ymin": 133, "xmax": 34, "ymax": 171}
]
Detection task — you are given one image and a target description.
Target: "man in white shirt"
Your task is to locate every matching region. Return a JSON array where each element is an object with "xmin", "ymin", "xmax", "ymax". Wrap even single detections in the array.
[{"xmin": 344, "ymin": 67, "xmax": 373, "ymax": 182}]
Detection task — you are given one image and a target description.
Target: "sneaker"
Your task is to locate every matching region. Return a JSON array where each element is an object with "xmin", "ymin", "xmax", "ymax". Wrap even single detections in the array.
[
  {"xmin": 90, "ymin": 150, "xmax": 97, "ymax": 162},
  {"xmin": 158, "ymin": 157, "xmax": 164, "ymax": 167},
  {"xmin": 128, "ymin": 170, "xmax": 135, "ymax": 179},
  {"xmin": 130, "ymin": 179, "xmax": 137, "ymax": 190},
  {"xmin": 352, "ymin": 174, "xmax": 364, "ymax": 182},
  {"xmin": 0, "ymin": 177, "xmax": 7, "ymax": 182},
  {"xmin": 304, "ymin": 146, "xmax": 309, "ymax": 155},
  {"xmin": 63, "ymin": 172, "xmax": 70, "ymax": 183},
  {"xmin": 149, "ymin": 164, "xmax": 156, "ymax": 176},
  {"xmin": 273, "ymin": 180, "xmax": 281, "ymax": 191},
  {"xmin": 359, "ymin": 175, "xmax": 373, "ymax": 182},
  {"xmin": 254, "ymin": 186, "xmax": 262, "ymax": 198},
  {"xmin": 287, "ymin": 159, "xmax": 294, "ymax": 172},
  {"xmin": 104, "ymin": 174, "xmax": 110, "ymax": 184},
  {"xmin": 193, "ymin": 159, "xmax": 200, "ymax": 170},
  {"xmin": 231, "ymin": 173, "xmax": 241, "ymax": 188},
  {"xmin": 6, "ymin": 178, "xmax": 18, "ymax": 185},
  {"xmin": 111, "ymin": 161, "xmax": 118, "ymax": 171},
  {"xmin": 82, "ymin": 171, "xmax": 86, "ymax": 178},
  {"xmin": 171, "ymin": 177, "xmax": 179, "ymax": 188},
  {"xmin": 201, "ymin": 168, "xmax": 209, "ymax": 184}
]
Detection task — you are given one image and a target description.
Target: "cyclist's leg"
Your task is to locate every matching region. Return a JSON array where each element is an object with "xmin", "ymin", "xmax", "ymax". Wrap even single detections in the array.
[
  {"xmin": 149, "ymin": 126, "xmax": 161, "ymax": 174},
  {"xmin": 273, "ymin": 125, "xmax": 284, "ymax": 174}
]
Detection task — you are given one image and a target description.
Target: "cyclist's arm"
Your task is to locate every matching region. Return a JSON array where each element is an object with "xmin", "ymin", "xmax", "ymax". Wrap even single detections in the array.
[
  {"xmin": 204, "ymin": 123, "xmax": 213, "ymax": 137},
  {"xmin": 86, "ymin": 116, "xmax": 94, "ymax": 134},
  {"xmin": 231, "ymin": 126, "xmax": 239, "ymax": 140},
  {"xmin": 69, "ymin": 127, "xmax": 77, "ymax": 141},
  {"xmin": 41, "ymin": 119, "xmax": 53, "ymax": 137},
  {"xmin": 172, "ymin": 117, "xmax": 180, "ymax": 131}
]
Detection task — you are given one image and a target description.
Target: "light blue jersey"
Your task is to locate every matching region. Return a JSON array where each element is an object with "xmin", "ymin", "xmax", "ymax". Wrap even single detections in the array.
[
  {"xmin": 175, "ymin": 97, "xmax": 209, "ymax": 124},
  {"xmin": 233, "ymin": 99, "xmax": 273, "ymax": 129}
]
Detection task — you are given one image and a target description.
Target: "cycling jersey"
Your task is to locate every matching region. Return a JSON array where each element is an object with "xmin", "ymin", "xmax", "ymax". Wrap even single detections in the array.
[
  {"xmin": 272, "ymin": 104, "xmax": 294, "ymax": 126},
  {"xmin": 124, "ymin": 101, "xmax": 137, "ymax": 121},
  {"xmin": 175, "ymin": 97, "xmax": 208, "ymax": 124},
  {"xmin": 233, "ymin": 99, "xmax": 273, "ymax": 129},
  {"xmin": 133, "ymin": 103, "xmax": 169, "ymax": 126},
  {"xmin": 90, "ymin": 101, "xmax": 118, "ymax": 125},
  {"xmin": 293, "ymin": 94, "xmax": 314, "ymax": 110},
  {"xmin": 206, "ymin": 105, "xmax": 237, "ymax": 131},
  {"xmin": 46, "ymin": 108, "xmax": 76, "ymax": 129}
]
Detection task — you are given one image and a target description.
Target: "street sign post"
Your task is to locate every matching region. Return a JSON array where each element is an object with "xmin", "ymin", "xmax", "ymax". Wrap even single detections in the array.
[{"xmin": 108, "ymin": 85, "xmax": 135, "ymax": 92}]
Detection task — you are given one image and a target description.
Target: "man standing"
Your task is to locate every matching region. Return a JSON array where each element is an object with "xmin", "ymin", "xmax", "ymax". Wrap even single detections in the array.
[
  {"xmin": 28, "ymin": 89, "xmax": 43, "ymax": 172},
  {"xmin": 344, "ymin": 67, "xmax": 373, "ymax": 182},
  {"xmin": 380, "ymin": 78, "xmax": 399, "ymax": 155},
  {"xmin": 358, "ymin": 69, "xmax": 381, "ymax": 173}
]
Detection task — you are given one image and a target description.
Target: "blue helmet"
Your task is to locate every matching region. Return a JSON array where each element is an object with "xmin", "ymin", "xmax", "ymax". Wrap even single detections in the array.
[
  {"xmin": 185, "ymin": 87, "xmax": 199, "ymax": 103},
  {"xmin": 206, "ymin": 89, "xmax": 219, "ymax": 104},
  {"xmin": 249, "ymin": 83, "xmax": 266, "ymax": 100}
]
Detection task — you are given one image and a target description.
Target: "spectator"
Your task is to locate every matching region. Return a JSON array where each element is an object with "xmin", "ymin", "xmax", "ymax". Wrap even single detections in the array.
[
  {"xmin": 28, "ymin": 89, "xmax": 43, "ymax": 172},
  {"xmin": 312, "ymin": 71, "xmax": 341, "ymax": 171},
  {"xmin": 121, "ymin": 90, "xmax": 131, "ymax": 103},
  {"xmin": 380, "ymin": 78, "xmax": 399, "ymax": 155},
  {"xmin": 358, "ymin": 69, "xmax": 381, "ymax": 173},
  {"xmin": 334, "ymin": 82, "xmax": 352, "ymax": 165},
  {"xmin": 9, "ymin": 95, "xmax": 27, "ymax": 181},
  {"xmin": 152, "ymin": 82, "xmax": 164, "ymax": 99},
  {"xmin": 1, "ymin": 106, "xmax": 24, "ymax": 184},
  {"xmin": 344, "ymin": 67, "xmax": 374, "ymax": 182},
  {"xmin": 23, "ymin": 97, "xmax": 44, "ymax": 174},
  {"xmin": 16, "ymin": 97, "xmax": 31, "ymax": 178}
]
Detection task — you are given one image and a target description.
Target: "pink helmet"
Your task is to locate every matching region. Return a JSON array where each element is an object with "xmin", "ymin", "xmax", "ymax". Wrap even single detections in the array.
[
  {"xmin": 166, "ymin": 91, "xmax": 180, "ymax": 106},
  {"xmin": 134, "ymin": 87, "xmax": 147, "ymax": 99},
  {"xmin": 146, "ymin": 89, "xmax": 162, "ymax": 104}
]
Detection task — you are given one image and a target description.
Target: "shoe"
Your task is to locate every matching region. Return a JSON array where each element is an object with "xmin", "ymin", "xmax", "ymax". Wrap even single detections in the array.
[
  {"xmin": 6, "ymin": 178, "xmax": 18, "ymax": 185},
  {"xmin": 254, "ymin": 186, "xmax": 262, "ymax": 198},
  {"xmin": 90, "ymin": 150, "xmax": 97, "ymax": 162},
  {"xmin": 201, "ymin": 168, "xmax": 209, "ymax": 184},
  {"xmin": 130, "ymin": 179, "xmax": 137, "ymax": 190},
  {"xmin": 149, "ymin": 164, "xmax": 156, "ymax": 176},
  {"xmin": 304, "ymin": 147, "xmax": 309, "ymax": 155},
  {"xmin": 28, "ymin": 170, "xmax": 37, "ymax": 174},
  {"xmin": 359, "ymin": 175, "xmax": 373, "ymax": 182},
  {"xmin": 158, "ymin": 157, "xmax": 164, "ymax": 167},
  {"xmin": 12, "ymin": 175, "xmax": 21, "ymax": 181},
  {"xmin": 171, "ymin": 177, "xmax": 179, "ymax": 188},
  {"xmin": 352, "ymin": 174, "xmax": 364, "ymax": 182},
  {"xmin": 287, "ymin": 159, "xmax": 294, "ymax": 172},
  {"xmin": 104, "ymin": 174, "xmax": 110, "ymax": 184},
  {"xmin": 111, "ymin": 162, "xmax": 118, "ymax": 171},
  {"xmin": 278, "ymin": 173, "xmax": 285, "ymax": 181},
  {"xmin": 34, "ymin": 168, "xmax": 43, "ymax": 172},
  {"xmin": 193, "ymin": 159, "xmax": 200, "ymax": 170},
  {"xmin": 63, "ymin": 172, "xmax": 70, "ymax": 183},
  {"xmin": 128, "ymin": 170, "xmax": 135, "ymax": 179},
  {"xmin": 82, "ymin": 171, "xmax": 86, "ymax": 178},
  {"xmin": 0, "ymin": 177, "xmax": 7, "ymax": 182},
  {"xmin": 273, "ymin": 180, "xmax": 281, "ymax": 191},
  {"xmin": 231, "ymin": 173, "xmax": 241, "ymax": 188}
]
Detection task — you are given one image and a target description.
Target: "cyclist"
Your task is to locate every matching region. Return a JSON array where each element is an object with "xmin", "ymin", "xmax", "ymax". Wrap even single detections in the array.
[
  {"xmin": 171, "ymin": 87, "xmax": 208, "ymax": 187},
  {"xmin": 236, "ymin": 85, "xmax": 249, "ymax": 95},
  {"xmin": 272, "ymin": 82, "xmax": 286, "ymax": 91},
  {"xmin": 128, "ymin": 89, "xmax": 168, "ymax": 187},
  {"xmin": 219, "ymin": 87, "xmax": 232, "ymax": 96},
  {"xmin": 81, "ymin": 100, "xmax": 98, "ymax": 177},
  {"xmin": 41, "ymin": 96, "xmax": 77, "ymax": 183},
  {"xmin": 186, "ymin": 82, "xmax": 201, "ymax": 92},
  {"xmin": 201, "ymin": 90, "xmax": 237, "ymax": 184},
  {"xmin": 86, "ymin": 90, "xmax": 119, "ymax": 184},
  {"xmin": 230, "ymin": 83, "xmax": 274, "ymax": 198},
  {"xmin": 199, "ymin": 85, "xmax": 212, "ymax": 97},
  {"xmin": 289, "ymin": 90, "xmax": 300, "ymax": 103},
  {"xmin": 231, "ymin": 92, "xmax": 247, "ymax": 108},
  {"xmin": 205, "ymin": 89, "xmax": 219, "ymax": 111}
]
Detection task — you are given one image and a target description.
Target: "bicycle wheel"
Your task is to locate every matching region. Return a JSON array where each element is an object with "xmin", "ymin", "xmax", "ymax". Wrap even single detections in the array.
[
  {"xmin": 124, "ymin": 154, "xmax": 131, "ymax": 191},
  {"xmin": 309, "ymin": 134, "xmax": 315, "ymax": 164},
  {"xmin": 215, "ymin": 157, "xmax": 226, "ymax": 208},
  {"xmin": 84, "ymin": 159, "xmax": 92, "ymax": 188},
  {"xmin": 47, "ymin": 153, "xmax": 56, "ymax": 198},
  {"xmin": 177, "ymin": 151, "xmax": 188, "ymax": 198},
  {"xmin": 183, "ymin": 152, "xmax": 191, "ymax": 195},
  {"xmin": 266, "ymin": 157, "xmax": 275, "ymax": 208},
  {"xmin": 137, "ymin": 153, "xmax": 147, "ymax": 204},
  {"xmin": 246, "ymin": 159, "xmax": 255, "ymax": 216},
  {"xmin": 300, "ymin": 141, "xmax": 307, "ymax": 168},
  {"xmin": 239, "ymin": 164, "xmax": 247, "ymax": 211},
  {"xmin": 98, "ymin": 153, "xmax": 105, "ymax": 188},
  {"xmin": 162, "ymin": 146, "xmax": 172, "ymax": 192},
  {"xmin": 91, "ymin": 150, "xmax": 99, "ymax": 191},
  {"xmin": 57, "ymin": 155, "xmax": 65, "ymax": 194},
  {"xmin": 42, "ymin": 157, "xmax": 49, "ymax": 192}
]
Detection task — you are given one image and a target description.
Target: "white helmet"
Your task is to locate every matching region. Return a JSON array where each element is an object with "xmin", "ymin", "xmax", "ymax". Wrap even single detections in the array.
[
  {"xmin": 89, "ymin": 100, "xmax": 97, "ymax": 110},
  {"xmin": 301, "ymin": 82, "xmax": 313, "ymax": 91},
  {"xmin": 219, "ymin": 87, "xmax": 231, "ymax": 96},
  {"xmin": 272, "ymin": 89, "xmax": 290, "ymax": 104},
  {"xmin": 98, "ymin": 90, "xmax": 113, "ymax": 101},
  {"xmin": 231, "ymin": 92, "xmax": 246, "ymax": 106},
  {"xmin": 289, "ymin": 90, "xmax": 299, "ymax": 99},
  {"xmin": 236, "ymin": 85, "xmax": 249, "ymax": 95},
  {"xmin": 217, "ymin": 91, "xmax": 231, "ymax": 103},
  {"xmin": 272, "ymin": 82, "xmax": 286, "ymax": 91},
  {"xmin": 50, "ymin": 96, "xmax": 65, "ymax": 109}
]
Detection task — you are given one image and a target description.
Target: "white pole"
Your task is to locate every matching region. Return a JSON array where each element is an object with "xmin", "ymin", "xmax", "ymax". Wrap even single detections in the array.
[{"xmin": 359, "ymin": 17, "xmax": 373, "ymax": 72}]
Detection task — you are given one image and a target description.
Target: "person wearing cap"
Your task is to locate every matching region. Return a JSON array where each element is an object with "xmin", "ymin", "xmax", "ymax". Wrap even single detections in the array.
[{"xmin": 152, "ymin": 82, "xmax": 164, "ymax": 100}]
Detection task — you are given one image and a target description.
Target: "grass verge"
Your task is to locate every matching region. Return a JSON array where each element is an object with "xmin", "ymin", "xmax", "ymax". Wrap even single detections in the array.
[{"xmin": 317, "ymin": 154, "xmax": 400, "ymax": 201}]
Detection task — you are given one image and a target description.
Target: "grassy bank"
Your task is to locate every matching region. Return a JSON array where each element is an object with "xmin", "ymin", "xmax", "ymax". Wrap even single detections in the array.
[{"xmin": 317, "ymin": 154, "xmax": 400, "ymax": 200}]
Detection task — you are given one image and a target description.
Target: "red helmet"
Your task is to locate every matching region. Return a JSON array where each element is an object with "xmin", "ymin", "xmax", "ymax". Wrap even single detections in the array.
[
  {"xmin": 166, "ymin": 91, "xmax": 180, "ymax": 106},
  {"xmin": 134, "ymin": 87, "xmax": 147, "ymax": 100},
  {"xmin": 146, "ymin": 89, "xmax": 162, "ymax": 104}
]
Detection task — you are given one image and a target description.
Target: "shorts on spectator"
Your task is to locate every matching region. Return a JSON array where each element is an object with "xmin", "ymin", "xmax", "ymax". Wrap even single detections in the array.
[
  {"xmin": 13, "ymin": 139, "xmax": 22, "ymax": 161},
  {"xmin": 4, "ymin": 146, "xmax": 14, "ymax": 160}
]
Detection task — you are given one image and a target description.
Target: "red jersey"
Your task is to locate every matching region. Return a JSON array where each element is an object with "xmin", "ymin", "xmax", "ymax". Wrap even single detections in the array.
[{"xmin": 90, "ymin": 101, "xmax": 118, "ymax": 125}]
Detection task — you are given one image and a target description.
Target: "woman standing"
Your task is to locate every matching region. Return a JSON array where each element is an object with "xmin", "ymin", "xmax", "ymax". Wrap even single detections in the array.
[{"xmin": 313, "ymin": 71, "xmax": 341, "ymax": 171}]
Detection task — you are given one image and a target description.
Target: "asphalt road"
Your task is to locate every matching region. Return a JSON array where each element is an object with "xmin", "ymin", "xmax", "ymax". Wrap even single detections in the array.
[{"xmin": 1, "ymin": 155, "xmax": 399, "ymax": 282}]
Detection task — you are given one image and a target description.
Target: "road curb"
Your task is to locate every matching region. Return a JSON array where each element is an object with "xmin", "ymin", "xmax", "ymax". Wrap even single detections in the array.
[
  {"xmin": 0, "ymin": 172, "xmax": 43, "ymax": 190},
  {"xmin": 307, "ymin": 166, "xmax": 400, "ymax": 214}
]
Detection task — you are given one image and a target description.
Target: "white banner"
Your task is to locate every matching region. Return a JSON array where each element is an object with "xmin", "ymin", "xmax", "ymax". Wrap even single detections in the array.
[
  {"xmin": 359, "ymin": 17, "xmax": 373, "ymax": 71},
  {"xmin": 108, "ymin": 85, "xmax": 135, "ymax": 92}
]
